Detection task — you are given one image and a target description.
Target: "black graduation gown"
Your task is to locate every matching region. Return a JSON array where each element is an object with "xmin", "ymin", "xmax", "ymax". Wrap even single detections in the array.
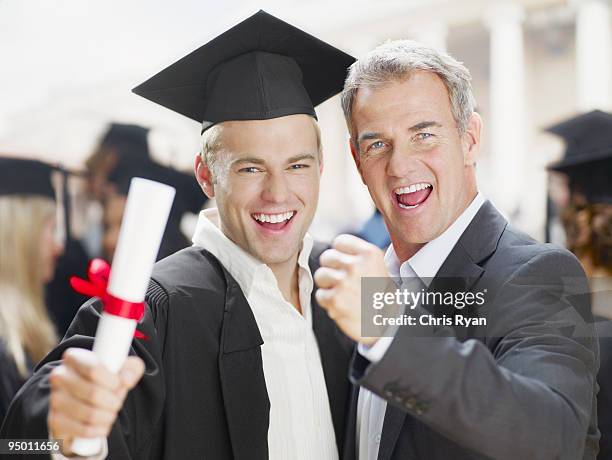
[
  {"xmin": 0, "ymin": 342, "xmax": 28, "ymax": 424},
  {"xmin": 0, "ymin": 244, "xmax": 353, "ymax": 459}
]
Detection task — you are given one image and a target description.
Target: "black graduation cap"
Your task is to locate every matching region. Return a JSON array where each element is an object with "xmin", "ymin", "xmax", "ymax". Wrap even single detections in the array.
[
  {"xmin": 132, "ymin": 10, "xmax": 355, "ymax": 132},
  {"xmin": 99, "ymin": 123, "xmax": 151, "ymax": 162},
  {"xmin": 546, "ymin": 110, "xmax": 612, "ymax": 172},
  {"xmin": 545, "ymin": 110, "xmax": 612, "ymax": 204},
  {"xmin": 0, "ymin": 157, "xmax": 58, "ymax": 199},
  {"xmin": 0, "ymin": 156, "xmax": 87, "ymax": 241}
]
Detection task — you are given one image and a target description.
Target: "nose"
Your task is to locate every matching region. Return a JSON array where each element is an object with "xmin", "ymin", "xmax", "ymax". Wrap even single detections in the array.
[
  {"xmin": 386, "ymin": 145, "xmax": 418, "ymax": 178},
  {"xmin": 261, "ymin": 171, "xmax": 290, "ymax": 204}
]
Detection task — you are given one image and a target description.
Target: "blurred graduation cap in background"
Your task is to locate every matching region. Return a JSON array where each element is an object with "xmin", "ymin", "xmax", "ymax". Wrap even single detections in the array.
[
  {"xmin": 544, "ymin": 110, "xmax": 612, "ymax": 242},
  {"xmin": 0, "ymin": 157, "xmax": 59, "ymax": 199},
  {"xmin": 132, "ymin": 9, "xmax": 355, "ymax": 132},
  {"xmin": 0, "ymin": 156, "xmax": 86, "ymax": 242},
  {"xmin": 546, "ymin": 110, "xmax": 612, "ymax": 204},
  {"xmin": 98, "ymin": 123, "xmax": 151, "ymax": 164}
]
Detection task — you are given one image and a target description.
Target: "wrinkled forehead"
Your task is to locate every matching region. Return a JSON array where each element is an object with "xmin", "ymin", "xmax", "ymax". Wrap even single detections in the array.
[{"xmin": 351, "ymin": 73, "xmax": 455, "ymax": 131}]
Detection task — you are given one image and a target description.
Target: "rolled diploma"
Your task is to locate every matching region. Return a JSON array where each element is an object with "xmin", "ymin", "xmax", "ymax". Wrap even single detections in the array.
[{"xmin": 71, "ymin": 178, "xmax": 175, "ymax": 456}]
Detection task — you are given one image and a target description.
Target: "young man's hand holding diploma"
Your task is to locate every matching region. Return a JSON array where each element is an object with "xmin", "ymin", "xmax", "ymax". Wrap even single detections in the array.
[{"xmin": 48, "ymin": 348, "xmax": 145, "ymax": 456}]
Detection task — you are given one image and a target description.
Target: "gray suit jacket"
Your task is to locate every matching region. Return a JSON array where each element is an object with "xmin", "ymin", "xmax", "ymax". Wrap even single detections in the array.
[{"xmin": 345, "ymin": 200, "xmax": 599, "ymax": 460}]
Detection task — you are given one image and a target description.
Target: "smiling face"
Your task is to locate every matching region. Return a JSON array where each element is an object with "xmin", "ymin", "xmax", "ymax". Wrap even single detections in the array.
[
  {"xmin": 196, "ymin": 114, "xmax": 322, "ymax": 267},
  {"xmin": 350, "ymin": 71, "xmax": 481, "ymax": 261}
]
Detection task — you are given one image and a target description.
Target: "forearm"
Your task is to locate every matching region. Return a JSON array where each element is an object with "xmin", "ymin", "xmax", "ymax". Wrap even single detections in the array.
[{"xmin": 353, "ymin": 329, "xmax": 595, "ymax": 459}]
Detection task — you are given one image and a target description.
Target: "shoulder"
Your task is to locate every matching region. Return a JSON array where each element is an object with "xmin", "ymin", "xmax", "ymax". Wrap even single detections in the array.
[
  {"xmin": 152, "ymin": 246, "xmax": 227, "ymax": 296},
  {"xmin": 490, "ymin": 224, "xmax": 585, "ymax": 278}
]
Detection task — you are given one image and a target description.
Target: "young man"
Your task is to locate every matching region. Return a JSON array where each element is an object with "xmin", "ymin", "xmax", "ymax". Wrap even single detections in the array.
[
  {"xmin": 1, "ymin": 11, "xmax": 354, "ymax": 459},
  {"xmin": 314, "ymin": 40, "xmax": 599, "ymax": 459}
]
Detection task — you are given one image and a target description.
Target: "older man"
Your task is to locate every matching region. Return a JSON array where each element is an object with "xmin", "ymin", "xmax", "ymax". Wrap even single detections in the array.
[
  {"xmin": 1, "ymin": 11, "xmax": 354, "ymax": 459},
  {"xmin": 315, "ymin": 40, "xmax": 599, "ymax": 459}
]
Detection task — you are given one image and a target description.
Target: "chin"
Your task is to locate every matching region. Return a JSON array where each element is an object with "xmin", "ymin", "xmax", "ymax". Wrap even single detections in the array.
[{"xmin": 256, "ymin": 240, "xmax": 302, "ymax": 265}]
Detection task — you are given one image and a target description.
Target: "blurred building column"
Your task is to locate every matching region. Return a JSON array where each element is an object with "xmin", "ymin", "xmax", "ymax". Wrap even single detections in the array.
[
  {"xmin": 484, "ymin": 1, "xmax": 526, "ymax": 218},
  {"xmin": 574, "ymin": 0, "xmax": 612, "ymax": 111},
  {"xmin": 414, "ymin": 21, "xmax": 448, "ymax": 51},
  {"xmin": 309, "ymin": 35, "xmax": 380, "ymax": 241}
]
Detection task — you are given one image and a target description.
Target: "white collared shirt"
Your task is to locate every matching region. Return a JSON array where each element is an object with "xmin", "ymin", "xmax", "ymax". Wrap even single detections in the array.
[
  {"xmin": 356, "ymin": 193, "xmax": 485, "ymax": 460},
  {"xmin": 193, "ymin": 209, "xmax": 338, "ymax": 460}
]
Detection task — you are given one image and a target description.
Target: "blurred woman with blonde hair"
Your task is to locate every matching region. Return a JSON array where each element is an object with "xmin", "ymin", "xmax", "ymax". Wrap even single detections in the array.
[{"xmin": 0, "ymin": 157, "xmax": 63, "ymax": 422}]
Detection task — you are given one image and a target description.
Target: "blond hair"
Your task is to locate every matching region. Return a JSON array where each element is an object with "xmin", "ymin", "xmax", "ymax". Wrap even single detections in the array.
[{"xmin": 0, "ymin": 196, "xmax": 58, "ymax": 377}]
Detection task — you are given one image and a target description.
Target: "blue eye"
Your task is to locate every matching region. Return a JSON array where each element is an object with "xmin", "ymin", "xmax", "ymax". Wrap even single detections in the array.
[
  {"xmin": 289, "ymin": 164, "xmax": 309, "ymax": 170},
  {"xmin": 369, "ymin": 141, "xmax": 386, "ymax": 151},
  {"xmin": 239, "ymin": 167, "xmax": 260, "ymax": 173},
  {"xmin": 415, "ymin": 132, "xmax": 434, "ymax": 141}
]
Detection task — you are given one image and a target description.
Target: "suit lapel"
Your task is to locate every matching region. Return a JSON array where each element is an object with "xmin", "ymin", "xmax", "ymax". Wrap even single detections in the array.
[
  {"xmin": 218, "ymin": 271, "xmax": 270, "ymax": 460},
  {"xmin": 378, "ymin": 201, "xmax": 507, "ymax": 458},
  {"xmin": 378, "ymin": 404, "xmax": 409, "ymax": 460}
]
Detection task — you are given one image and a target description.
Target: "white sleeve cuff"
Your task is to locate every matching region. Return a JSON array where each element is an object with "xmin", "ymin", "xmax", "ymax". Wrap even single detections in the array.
[
  {"xmin": 357, "ymin": 335, "xmax": 395, "ymax": 363},
  {"xmin": 51, "ymin": 438, "xmax": 108, "ymax": 460}
]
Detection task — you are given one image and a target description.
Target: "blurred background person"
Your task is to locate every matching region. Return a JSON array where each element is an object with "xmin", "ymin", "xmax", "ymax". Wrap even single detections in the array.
[
  {"xmin": 82, "ymin": 123, "xmax": 153, "ymax": 258},
  {"xmin": 546, "ymin": 110, "xmax": 612, "ymax": 314},
  {"xmin": 0, "ymin": 157, "xmax": 63, "ymax": 422},
  {"xmin": 103, "ymin": 159, "xmax": 204, "ymax": 261},
  {"xmin": 86, "ymin": 122, "xmax": 207, "ymax": 262},
  {"xmin": 546, "ymin": 109, "xmax": 612, "ymax": 460}
]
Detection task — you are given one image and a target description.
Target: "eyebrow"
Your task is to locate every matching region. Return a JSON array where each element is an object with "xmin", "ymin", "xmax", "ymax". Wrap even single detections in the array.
[
  {"xmin": 409, "ymin": 120, "xmax": 442, "ymax": 131},
  {"xmin": 231, "ymin": 156, "xmax": 265, "ymax": 167},
  {"xmin": 286, "ymin": 153, "xmax": 317, "ymax": 164},
  {"xmin": 231, "ymin": 153, "xmax": 317, "ymax": 167},
  {"xmin": 357, "ymin": 120, "xmax": 443, "ymax": 143}
]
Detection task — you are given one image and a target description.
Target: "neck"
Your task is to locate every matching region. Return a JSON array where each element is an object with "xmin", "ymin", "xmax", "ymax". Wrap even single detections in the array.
[
  {"xmin": 269, "ymin": 254, "xmax": 302, "ymax": 314},
  {"xmin": 394, "ymin": 242, "xmax": 425, "ymax": 263}
]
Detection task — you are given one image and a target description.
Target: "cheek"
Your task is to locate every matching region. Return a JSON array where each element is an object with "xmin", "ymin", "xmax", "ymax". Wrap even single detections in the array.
[{"xmin": 360, "ymin": 158, "xmax": 387, "ymax": 189}]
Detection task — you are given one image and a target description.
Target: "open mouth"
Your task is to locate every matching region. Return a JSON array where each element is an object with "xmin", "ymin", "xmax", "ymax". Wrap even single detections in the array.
[
  {"xmin": 251, "ymin": 211, "xmax": 296, "ymax": 231},
  {"xmin": 394, "ymin": 182, "xmax": 433, "ymax": 210}
]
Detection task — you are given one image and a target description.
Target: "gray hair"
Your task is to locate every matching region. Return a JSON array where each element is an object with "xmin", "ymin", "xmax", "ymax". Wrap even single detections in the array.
[{"xmin": 341, "ymin": 40, "xmax": 476, "ymax": 144}]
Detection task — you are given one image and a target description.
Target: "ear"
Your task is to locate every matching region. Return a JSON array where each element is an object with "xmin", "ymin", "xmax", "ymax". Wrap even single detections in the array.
[
  {"xmin": 194, "ymin": 154, "xmax": 215, "ymax": 199},
  {"xmin": 461, "ymin": 112, "xmax": 482, "ymax": 167},
  {"xmin": 349, "ymin": 138, "xmax": 366, "ymax": 185},
  {"xmin": 318, "ymin": 151, "xmax": 324, "ymax": 176}
]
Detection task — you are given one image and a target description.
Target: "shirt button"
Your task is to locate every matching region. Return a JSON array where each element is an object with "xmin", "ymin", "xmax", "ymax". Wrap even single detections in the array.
[{"xmin": 375, "ymin": 434, "xmax": 382, "ymax": 444}]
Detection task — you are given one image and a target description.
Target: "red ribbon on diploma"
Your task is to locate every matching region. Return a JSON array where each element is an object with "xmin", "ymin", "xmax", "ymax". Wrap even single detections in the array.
[{"xmin": 70, "ymin": 259, "xmax": 148, "ymax": 339}]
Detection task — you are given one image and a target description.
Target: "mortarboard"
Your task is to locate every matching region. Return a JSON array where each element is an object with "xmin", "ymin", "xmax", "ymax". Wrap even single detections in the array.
[
  {"xmin": 132, "ymin": 10, "xmax": 355, "ymax": 132},
  {"xmin": 0, "ymin": 157, "xmax": 58, "ymax": 199},
  {"xmin": 99, "ymin": 123, "xmax": 151, "ymax": 162},
  {"xmin": 546, "ymin": 110, "xmax": 612, "ymax": 204},
  {"xmin": 0, "ymin": 155, "xmax": 86, "ymax": 242},
  {"xmin": 546, "ymin": 110, "xmax": 612, "ymax": 172}
]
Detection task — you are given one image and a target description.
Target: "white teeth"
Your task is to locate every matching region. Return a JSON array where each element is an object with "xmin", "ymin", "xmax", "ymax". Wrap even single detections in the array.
[
  {"xmin": 395, "ymin": 183, "xmax": 432, "ymax": 195},
  {"xmin": 253, "ymin": 211, "xmax": 295, "ymax": 223},
  {"xmin": 399, "ymin": 203, "xmax": 419, "ymax": 209}
]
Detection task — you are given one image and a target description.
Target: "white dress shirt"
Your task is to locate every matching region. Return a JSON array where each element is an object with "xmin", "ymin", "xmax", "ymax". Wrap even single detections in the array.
[
  {"xmin": 193, "ymin": 209, "xmax": 338, "ymax": 460},
  {"xmin": 356, "ymin": 193, "xmax": 485, "ymax": 460}
]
